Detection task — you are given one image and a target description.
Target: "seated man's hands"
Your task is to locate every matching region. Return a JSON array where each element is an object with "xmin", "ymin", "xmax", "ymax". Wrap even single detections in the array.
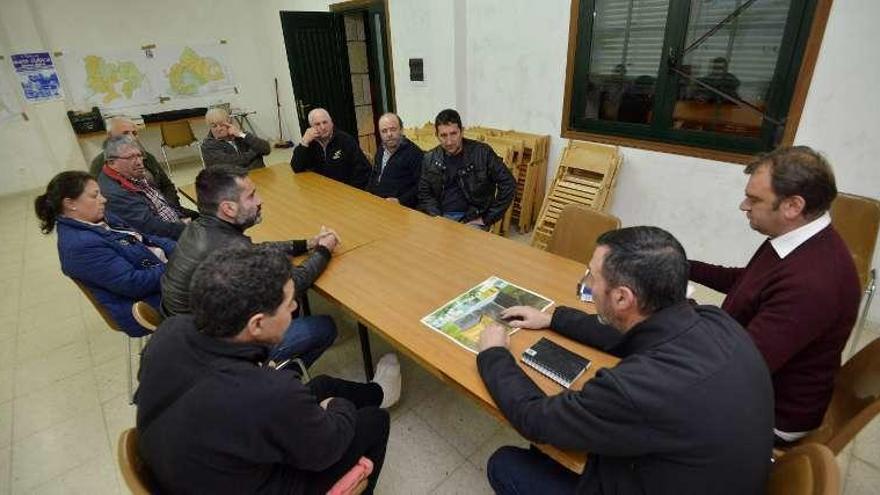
[
  {"xmin": 500, "ymin": 306, "xmax": 552, "ymax": 329},
  {"xmin": 385, "ymin": 197, "xmax": 400, "ymax": 204},
  {"xmin": 319, "ymin": 397, "xmax": 334, "ymax": 410},
  {"xmin": 301, "ymin": 127, "xmax": 319, "ymax": 146},
  {"xmin": 479, "ymin": 322, "xmax": 509, "ymax": 352},
  {"xmin": 467, "ymin": 217, "xmax": 486, "ymax": 227}
]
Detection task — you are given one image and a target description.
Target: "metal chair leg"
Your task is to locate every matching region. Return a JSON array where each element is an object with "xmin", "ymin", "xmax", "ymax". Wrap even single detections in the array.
[
  {"xmin": 126, "ymin": 336, "xmax": 134, "ymax": 405},
  {"xmin": 160, "ymin": 145, "xmax": 173, "ymax": 177},
  {"xmin": 358, "ymin": 323, "xmax": 374, "ymax": 381},
  {"xmin": 847, "ymin": 269, "xmax": 876, "ymax": 358},
  {"xmin": 292, "ymin": 358, "xmax": 311, "ymax": 382}
]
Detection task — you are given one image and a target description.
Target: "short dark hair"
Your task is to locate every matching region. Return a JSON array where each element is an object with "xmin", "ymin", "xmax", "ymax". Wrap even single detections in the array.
[
  {"xmin": 596, "ymin": 226, "xmax": 688, "ymax": 314},
  {"xmin": 744, "ymin": 146, "xmax": 837, "ymax": 219},
  {"xmin": 34, "ymin": 171, "xmax": 95, "ymax": 234},
  {"xmin": 190, "ymin": 244, "xmax": 294, "ymax": 338},
  {"xmin": 434, "ymin": 109, "xmax": 462, "ymax": 131},
  {"xmin": 195, "ymin": 165, "xmax": 248, "ymax": 216}
]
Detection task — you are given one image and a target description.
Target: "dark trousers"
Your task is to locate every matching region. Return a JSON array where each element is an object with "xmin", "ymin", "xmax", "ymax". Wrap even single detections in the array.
[
  {"xmin": 487, "ymin": 446, "xmax": 579, "ymax": 495},
  {"xmin": 304, "ymin": 376, "xmax": 389, "ymax": 495}
]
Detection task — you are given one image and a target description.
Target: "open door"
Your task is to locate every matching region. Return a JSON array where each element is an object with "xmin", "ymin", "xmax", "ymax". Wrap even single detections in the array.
[{"xmin": 279, "ymin": 11, "xmax": 358, "ymax": 138}]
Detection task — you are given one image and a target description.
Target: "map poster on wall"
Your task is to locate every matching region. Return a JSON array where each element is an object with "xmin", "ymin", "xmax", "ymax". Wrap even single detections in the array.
[
  {"xmin": 149, "ymin": 43, "xmax": 236, "ymax": 99},
  {"xmin": 61, "ymin": 49, "xmax": 157, "ymax": 110},
  {"xmin": 11, "ymin": 52, "xmax": 63, "ymax": 103}
]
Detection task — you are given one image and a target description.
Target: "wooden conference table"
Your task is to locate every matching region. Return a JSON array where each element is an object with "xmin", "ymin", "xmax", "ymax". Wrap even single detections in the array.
[{"xmin": 181, "ymin": 164, "xmax": 620, "ymax": 472}]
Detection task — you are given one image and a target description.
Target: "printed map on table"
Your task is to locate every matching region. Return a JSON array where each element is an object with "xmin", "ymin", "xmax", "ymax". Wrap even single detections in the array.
[
  {"xmin": 151, "ymin": 44, "xmax": 235, "ymax": 98},
  {"xmin": 421, "ymin": 276, "xmax": 554, "ymax": 354},
  {"xmin": 62, "ymin": 49, "xmax": 156, "ymax": 109}
]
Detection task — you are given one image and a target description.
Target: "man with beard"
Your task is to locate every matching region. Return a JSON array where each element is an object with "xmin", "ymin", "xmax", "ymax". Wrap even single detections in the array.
[
  {"xmin": 365, "ymin": 112, "xmax": 423, "ymax": 208},
  {"xmin": 476, "ymin": 226, "xmax": 774, "ymax": 494},
  {"xmin": 160, "ymin": 165, "xmax": 340, "ymax": 367}
]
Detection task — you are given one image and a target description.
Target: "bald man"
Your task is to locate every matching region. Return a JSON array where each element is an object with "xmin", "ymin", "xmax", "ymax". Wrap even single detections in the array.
[
  {"xmin": 290, "ymin": 108, "xmax": 371, "ymax": 189},
  {"xmin": 365, "ymin": 113, "xmax": 423, "ymax": 208},
  {"xmin": 90, "ymin": 117, "xmax": 186, "ymax": 213}
]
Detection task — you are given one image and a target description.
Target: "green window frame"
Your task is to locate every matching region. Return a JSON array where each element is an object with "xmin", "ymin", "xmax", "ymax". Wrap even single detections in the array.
[{"xmin": 562, "ymin": 0, "xmax": 832, "ymax": 162}]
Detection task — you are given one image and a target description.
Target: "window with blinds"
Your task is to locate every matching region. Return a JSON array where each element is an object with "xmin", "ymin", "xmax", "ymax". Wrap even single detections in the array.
[{"xmin": 566, "ymin": 0, "xmax": 822, "ymax": 157}]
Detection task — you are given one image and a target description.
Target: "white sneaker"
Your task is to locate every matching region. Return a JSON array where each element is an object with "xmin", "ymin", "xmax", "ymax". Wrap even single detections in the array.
[{"xmin": 372, "ymin": 353, "xmax": 401, "ymax": 408}]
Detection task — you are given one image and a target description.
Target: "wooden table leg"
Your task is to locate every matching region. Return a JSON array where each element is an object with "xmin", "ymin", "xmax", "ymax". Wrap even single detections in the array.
[{"xmin": 357, "ymin": 322, "xmax": 374, "ymax": 380}]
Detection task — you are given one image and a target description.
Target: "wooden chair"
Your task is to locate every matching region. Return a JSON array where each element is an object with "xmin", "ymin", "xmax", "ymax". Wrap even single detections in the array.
[
  {"xmin": 790, "ymin": 336, "xmax": 880, "ymax": 455},
  {"xmin": 75, "ymin": 281, "xmax": 153, "ymax": 404},
  {"xmin": 132, "ymin": 301, "xmax": 163, "ymax": 332},
  {"xmin": 532, "ymin": 140, "xmax": 622, "ymax": 251},
  {"xmin": 118, "ymin": 427, "xmax": 369, "ymax": 495},
  {"xmin": 830, "ymin": 193, "xmax": 880, "ymax": 357},
  {"xmin": 546, "ymin": 204, "xmax": 622, "ymax": 264},
  {"xmin": 159, "ymin": 119, "xmax": 203, "ymax": 176},
  {"xmin": 767, "ymin": 443, "xmax": 840, "ymax": 495},
  {"xmin": 118, "ymin": 428, "xmax": 153, "ymax": 495}
]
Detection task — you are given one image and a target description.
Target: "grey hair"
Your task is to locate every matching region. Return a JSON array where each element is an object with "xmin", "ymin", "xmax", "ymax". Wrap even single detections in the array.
[
  {"xmin": 103, "ymin": 134, "xmax": 138, "ymax": 160},
  {"xmin": 205, "ymin": 107, "xmax": 230, "ymax": 125}
]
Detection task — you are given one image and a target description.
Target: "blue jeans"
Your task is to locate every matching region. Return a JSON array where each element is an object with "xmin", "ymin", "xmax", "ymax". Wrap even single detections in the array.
[
  {"xmin": 487, "ymin": 446, "xmax": 579, "ymax": 495},
  {"xmin": 269, "ymin": 315, "xmax": 337, "ymax": 367}
]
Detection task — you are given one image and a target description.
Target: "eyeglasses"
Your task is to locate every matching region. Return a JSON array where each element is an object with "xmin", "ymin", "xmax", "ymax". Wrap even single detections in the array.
[
  {"xmin": 576, "ymin": 268, "xmax": 593, "ymax": 302},
  {"xmin": 110, "ymin": 153, "xmax": 143, "ymax": 161}
]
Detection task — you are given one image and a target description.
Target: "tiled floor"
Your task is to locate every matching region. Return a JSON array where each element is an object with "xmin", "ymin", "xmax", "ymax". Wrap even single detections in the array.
[{"xmin": 1, "ymin": 155, "xmax": 879, "ymax": 494}]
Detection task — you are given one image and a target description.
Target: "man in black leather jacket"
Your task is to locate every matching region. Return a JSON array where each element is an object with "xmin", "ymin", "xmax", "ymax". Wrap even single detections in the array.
[
  {"xmin": 161, "ymin": 165, "xmax": 339, "ymax": 367},
  {"xmin": 417, "ymin": 109, "xmax": 515, "ymax": 229}
]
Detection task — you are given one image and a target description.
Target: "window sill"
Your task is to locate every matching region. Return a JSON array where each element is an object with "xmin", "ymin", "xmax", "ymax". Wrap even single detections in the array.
[{"xmin": 560, "ymin": 128, "xmax": 758, "ymax": 165}]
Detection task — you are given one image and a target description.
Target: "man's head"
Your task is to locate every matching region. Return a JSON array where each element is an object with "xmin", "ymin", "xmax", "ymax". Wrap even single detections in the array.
[
  {"xmin": 195, "ymin": 165, "xmax": 262, "ymax": 229},
  {"xmin": 104, "ymin": 135, "xmax": 145, "ymax": 180},
  {"xmin": 191, "ymin": 245, "xmax": 297, "ymax": 345},
  {"xmin": 740, "ymin": 146, "xmax": 836, "ymax": 237},
  {"xmin": 206, "ymin": 108, "xmax": 234, "ymax": 141},
  {"xmin": 434, "ymin": 108, "xmax": 464, "ymax": 156},
  {"xmin": 378, "ymin": 113, "xmax": 404, "ymax": 152},
  {"xmin": 586, "ymin": 226, "xmax": 689, "ymax": 332},
  {"xmin": 710, "ymin": 56, "xmax": 729, "ymax": 75},
  {"xmin": 107, "ymin": 117, "xmax": 139, "ymax": 138},
  {"xmin": 307, "ymin": 108, "xmax": 334, "ymax": 142}
]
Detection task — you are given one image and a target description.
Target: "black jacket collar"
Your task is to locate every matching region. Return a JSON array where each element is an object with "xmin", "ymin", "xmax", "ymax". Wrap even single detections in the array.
[{"xmin": 611, "ymin": 301, "xmax": 700, "ymax": 356}]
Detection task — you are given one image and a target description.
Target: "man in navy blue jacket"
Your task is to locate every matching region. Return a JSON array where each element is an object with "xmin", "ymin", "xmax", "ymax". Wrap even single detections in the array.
[
  {"xmin": 365, "ymin": 113, "xmax": 423, "ymax": 208},
  {"xmin": 477, "ymin": 226, "xmax": 774, "ymax": 494}
]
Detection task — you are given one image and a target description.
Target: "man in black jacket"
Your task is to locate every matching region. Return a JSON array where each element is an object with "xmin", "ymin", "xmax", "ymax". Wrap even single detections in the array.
[
  {"xmin": 98, "ymin": 135, "xmax": 194, "ymax": 240},
  {"xmin": 366, "ymin": 112, "xmax": 423, "ymax": 208},
  {"xmin": 290, "ymin": 108, "xmax": 371, "ymax": 189},
  {"xmin": 477, "ymin": 226, "xmax": 774, "ymax": 494},
  {"xmin": 161, "ymin": 165, "xmax": 338, "ymax": 367},
  {"xmin": 201, "ymin": 107, "xmax": 271, "ymax": 171},
  {"xmin": 138, "ymin": 245, "xmax": 400, "ymax": 494},
  {"xmin": 418, "ymin": 109, "xmax": 515, "ymax": 230}
]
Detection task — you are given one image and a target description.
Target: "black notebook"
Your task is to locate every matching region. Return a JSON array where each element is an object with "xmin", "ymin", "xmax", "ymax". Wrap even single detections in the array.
[{"xmin": 521, "ymin": 337, "xmax": 591, "ymax": 388}]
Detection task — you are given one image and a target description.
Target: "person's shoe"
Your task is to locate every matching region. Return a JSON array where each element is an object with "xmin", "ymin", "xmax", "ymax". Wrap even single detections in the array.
[{"xmin": 372, "ymin": 353, "xmax": 401, "ymax": 408}]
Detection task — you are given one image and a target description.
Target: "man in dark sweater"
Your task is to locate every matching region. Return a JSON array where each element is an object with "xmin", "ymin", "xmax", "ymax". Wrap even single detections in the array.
[
  {"xmin": 161, "ymin": 165, "xmax": 339, "ymax": 367},
  {"xmin": 477, "ymin": 226, "xmax": 774, "ymax": 494},
  {"xmin": 689, "ymin": 146, "xmax": 860, "ymax": 444},
  {"xmin": 201, "ymin": 107, "xmax": 271, "ymax": 171},
  {"xmin": 137, "ymin": 245, "xmax": 401, "ymax": 494},
  {"xmin": 365, "ymin": 112, "xmax": 423, "ymax": 208},
  {"xmin": 290, "ymin": 108, "xmax": 371, "ymax": 189}
]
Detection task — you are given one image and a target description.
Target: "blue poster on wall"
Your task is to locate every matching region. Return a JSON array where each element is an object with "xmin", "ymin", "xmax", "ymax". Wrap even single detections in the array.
[{"xmin": 11, "ymin": 52, "xmax": 63, "ymax": 103}]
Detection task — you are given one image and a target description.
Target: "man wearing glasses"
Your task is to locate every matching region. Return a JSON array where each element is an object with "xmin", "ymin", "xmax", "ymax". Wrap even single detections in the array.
[
  {"xmin": 90, "ymin": 117, "xmax": 185, "ymax": 212},
  {"xmin": 98, "ymin": 134, "xmax": 196, "ymax": 239}
]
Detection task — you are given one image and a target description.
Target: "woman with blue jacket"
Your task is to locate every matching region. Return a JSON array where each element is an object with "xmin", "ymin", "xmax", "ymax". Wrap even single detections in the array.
[{"xmin": 35, "ymin": 171, "xmax": 176, "ymax": 336}]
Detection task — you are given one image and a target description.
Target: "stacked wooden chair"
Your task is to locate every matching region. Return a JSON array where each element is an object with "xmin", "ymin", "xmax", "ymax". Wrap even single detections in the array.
[{"xmin": 531, "ymin": 140, "xmax": 622, "ymax": 251}]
